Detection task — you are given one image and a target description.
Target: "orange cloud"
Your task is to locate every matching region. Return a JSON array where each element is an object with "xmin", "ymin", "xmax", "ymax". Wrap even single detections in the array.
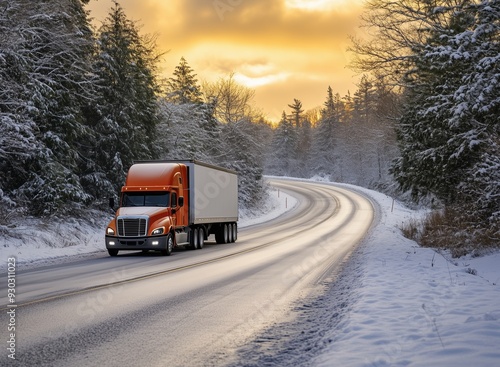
[{"xmin": 86, "ymin": 0, "xmax": 364, "ymax": 121}]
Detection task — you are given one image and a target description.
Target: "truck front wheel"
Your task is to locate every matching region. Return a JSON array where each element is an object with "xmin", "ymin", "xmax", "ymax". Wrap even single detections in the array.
[
  {"xmin": 161, "ymin": 234, "xmax": 173, "ymax": 256},
  {"xmin": 108, "ymin": 249, "xmax": 119, "ymax": 257}
]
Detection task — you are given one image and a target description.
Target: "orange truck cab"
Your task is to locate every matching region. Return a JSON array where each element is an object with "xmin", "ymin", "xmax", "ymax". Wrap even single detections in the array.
[{"xmin": 105, "ymin": 160, "xmax": 238, "ymax": 256}]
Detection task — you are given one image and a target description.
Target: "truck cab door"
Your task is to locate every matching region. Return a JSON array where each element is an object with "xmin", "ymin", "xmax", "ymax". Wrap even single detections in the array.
[
  {"xmin": 173, "ymin": 170, "xmax": 188, "ymax": 227},
  {"xmin": 171, "ymin": 192, "xmax": 178, "ymax": 227}
]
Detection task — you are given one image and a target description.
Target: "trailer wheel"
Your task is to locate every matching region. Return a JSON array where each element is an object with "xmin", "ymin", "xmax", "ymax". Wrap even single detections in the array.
[
  {"xmin": 108, "ymin": 249, "xmax": 119, "ymax": 257},
  {"xmin": 161, "ymin": 233, "xmax": 173, "ymax": 256},
  {"xmin": 227, "ymin": 223, "xmax": 233, "ymax": 243},
  {"xmin": 215, "ymin": 225, "xmax": 222, "ymax": 244},
  {"xmin": 223, "ymin": 223, "xmax": 229, "ymax": 244},
  {"xmin": 198, "ymin": 227, "xmax": 204, "ymax": 249},
  {"xmin": 232, "ymin": 223, "xmax": 237, "ymax": 242}
]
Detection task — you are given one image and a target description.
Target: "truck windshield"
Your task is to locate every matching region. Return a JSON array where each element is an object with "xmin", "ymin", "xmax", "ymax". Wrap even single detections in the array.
[{"xmin": 122, "ymin": 192, "xmax": 169, "ymax": 207}]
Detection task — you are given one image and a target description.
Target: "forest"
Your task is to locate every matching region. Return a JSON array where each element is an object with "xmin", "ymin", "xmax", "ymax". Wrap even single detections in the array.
[{"xmin": 0, "ymin": 0, "xmax": 498, "ymax": 254}]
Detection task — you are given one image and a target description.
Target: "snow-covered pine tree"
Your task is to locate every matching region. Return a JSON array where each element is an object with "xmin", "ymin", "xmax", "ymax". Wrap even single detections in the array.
[
  {"xmin": 91, "ymin": 1, "xmax": 161, "ymax": 197},
  {"xmin": 166, "ymin": 57, "xmax": 203, "ymax": 104},
  {"xmin": 287, "ymin": 98, "xmax": 310, "ymax": 176},
  {"xmin": 156, "ymin": 100, "xmax": 218, "ymax": 162},
  {"xmin": 267, "ymin": 111, "xmax": 298, "ymax": 176},
  {"xmin": 0, "ymin": 0, "xmax": 42, "ymax": 218},
  {"xmin": 0, "ymin": 0, "xmax": 43, "ymax": 216},
  {"xmin": 309, "ymin": 87, "xmax": 340, "ymax": 178},
  {"xmin": 449, "ymin": 0, "xmax": 500, "ymax": 223},
  {"xmin": 3, "ymin": 0, "xmax": 97, "ymax": 215},
  {"xmin": 391, "ymin": 1, "xmax": 494, "ymax": 207}
]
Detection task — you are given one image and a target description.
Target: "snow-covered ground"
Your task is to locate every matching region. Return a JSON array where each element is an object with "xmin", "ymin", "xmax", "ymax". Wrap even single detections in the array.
[
  {"xmin": 1, "ymin": 179, "xmax": 499, "ymax": 366},
  {"xmin": 309, "ymin": 180, "xmax": 500, "ymax": 367}
]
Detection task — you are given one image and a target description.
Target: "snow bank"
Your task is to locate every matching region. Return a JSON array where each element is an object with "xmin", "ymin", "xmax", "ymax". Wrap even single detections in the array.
[
  {"xmin": 0, "ymin": 212, "xmax": 109, "ymax": 272},
  {"xmin": 239, "ymin": 186, "xmax": 297, "ymax": 228},
  {"xmin": 311, "ymin": 181, "xmax": 500, "ymax": 367}
]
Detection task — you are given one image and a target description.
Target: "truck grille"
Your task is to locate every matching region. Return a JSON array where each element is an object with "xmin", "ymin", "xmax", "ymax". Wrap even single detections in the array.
[{"xmin": 117, "ymin": 217, "xmax": 147, "ymax": 237}]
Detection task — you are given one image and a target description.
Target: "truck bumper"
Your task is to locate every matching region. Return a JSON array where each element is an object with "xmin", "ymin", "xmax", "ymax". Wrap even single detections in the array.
[{"xmin": 105, "ymin": 235, "xmax": 168, "ymax": 251}]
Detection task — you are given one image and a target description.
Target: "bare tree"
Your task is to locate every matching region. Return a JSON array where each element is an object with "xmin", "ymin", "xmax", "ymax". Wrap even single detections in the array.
[{"xmin": 202, "ymin": 73, "xmax": 255, "ymax": 124}]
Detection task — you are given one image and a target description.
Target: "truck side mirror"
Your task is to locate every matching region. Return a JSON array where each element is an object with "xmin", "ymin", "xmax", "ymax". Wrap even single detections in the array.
[
  {"xmin": 178, "ymin": 196, "xmax": 184, "ymax": 207},
  {"xmin": 109, "ymin": 198, "xmax": 115, "ymax": 209}
]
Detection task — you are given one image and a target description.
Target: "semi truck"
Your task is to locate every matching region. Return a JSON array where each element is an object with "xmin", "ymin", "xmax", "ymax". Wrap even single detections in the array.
[{"xmin": 105, "ymin": 160, "xmax": 238, "ymax": 256}]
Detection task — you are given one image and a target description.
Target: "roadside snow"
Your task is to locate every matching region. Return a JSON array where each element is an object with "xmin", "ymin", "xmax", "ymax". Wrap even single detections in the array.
[
  {"xmin": 0, "ymin": 212, "xmax": 109, "ymax": 272},
  {"xmin": 310, "ymin": 180, "xmax": 500, "ymax": 367},
  {"xmin": 239, "ymin": 186, "xmax": 297, "ymax": 228}
]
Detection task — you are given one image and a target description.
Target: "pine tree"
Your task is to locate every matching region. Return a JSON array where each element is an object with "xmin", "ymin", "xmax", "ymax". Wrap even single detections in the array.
[
  {"xmin": 309, "ymin": 88, "xmax": 341, "ymax": 178},
  {"xmin": 462, "ymin": 0, "xmax": 500, "ymax": 222},
  {"xmin": 321, "ymin": 86, "xmax": 335, "ymax": 119},
  {"xmin": 377, "ymin": 0, "xmax": 500, "ymax": 231},
  {"xmin": 167, "ymin": 57, "xmax": 203, "ymax": 104},
  {"xmin": 391, "ymin": 1, "xmax": 479, "ymax": 202},
  {"xmin": 0, "ymin": 0, "xmax": 42, "ymax": 212},
  {"xmin": 267, "ymin": 112, "xmax": 298, "ymax": 176},
  {"xmin": 91, "ymin": 1, "xmax": 161, "ymax": 196},
  {"xmin": 1, "ymin": 0, "xmax": 97, "ymax": 215},
  {"xmin": 287, "ymin": 99, "xmax": 303, "ymax": 129}
]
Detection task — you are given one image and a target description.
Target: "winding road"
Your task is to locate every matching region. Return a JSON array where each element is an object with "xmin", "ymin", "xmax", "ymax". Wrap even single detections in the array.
[{"xmin": 1, "ymin": 179, "xmax": 375, "ymax": 366}]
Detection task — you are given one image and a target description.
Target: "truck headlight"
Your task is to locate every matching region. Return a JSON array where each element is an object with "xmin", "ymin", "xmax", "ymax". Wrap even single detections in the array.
[
  {"xmin": 152, "ymin": 227, "xmax": 164, "ymax": 235},
  {"xmin": 107, "ymin": 227, "xmax": 115, "ymax": 235}
]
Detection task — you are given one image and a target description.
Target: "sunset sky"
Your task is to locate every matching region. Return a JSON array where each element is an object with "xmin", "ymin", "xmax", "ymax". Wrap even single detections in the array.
[{"xmin": 86, "ymin": 0, "xmax": 365, "ymax": 121}]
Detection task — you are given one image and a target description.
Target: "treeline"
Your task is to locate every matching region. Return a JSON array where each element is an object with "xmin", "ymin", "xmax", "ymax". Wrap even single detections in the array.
[
  {"xmin": 0, "ymin": 0, "xmax": 268, "ymax": 218},
  {"xmin": 265, "ymin": 77, "xmax": 400, "ymax": 191}
]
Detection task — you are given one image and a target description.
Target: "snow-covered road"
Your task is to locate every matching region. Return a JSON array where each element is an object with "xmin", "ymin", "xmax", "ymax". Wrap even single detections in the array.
[{"xmin": 1, "ymin": 179, "xmax": 374, "ymax": 366}]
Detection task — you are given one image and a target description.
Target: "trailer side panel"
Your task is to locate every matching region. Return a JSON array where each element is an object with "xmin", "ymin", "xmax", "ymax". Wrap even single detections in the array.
[{"xmin": 189, "ymin": 163, "xmax": 238, "ymax": 224}]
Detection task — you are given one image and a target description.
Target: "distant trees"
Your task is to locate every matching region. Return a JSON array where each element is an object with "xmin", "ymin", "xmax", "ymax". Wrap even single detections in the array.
[
  {"xmin": 309, "ymin": 89, "xmax": 340, "ymax": 178},
  {"xmin": 265, "ymin": 82, "xmax": 399, "ymax": 189},
  {"xmin": 267, "ymin": 112, "xmax": 299, "ymax": 176}
]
